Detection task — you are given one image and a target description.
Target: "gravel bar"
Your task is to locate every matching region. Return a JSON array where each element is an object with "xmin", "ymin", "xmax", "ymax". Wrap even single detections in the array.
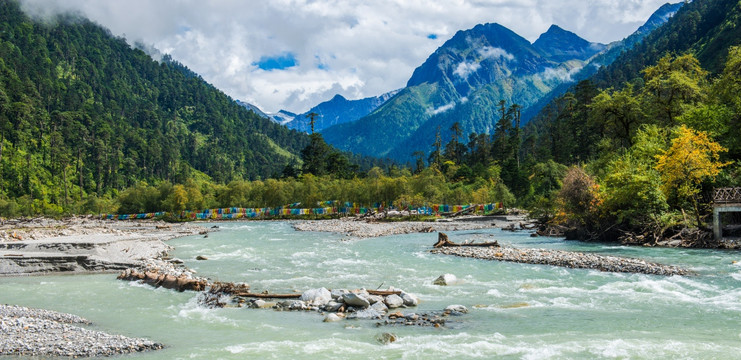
[
  {"xmin": 293, "ymin": 216, "xmax": 523, "ymax": 238},
  {"xmin": 431, "ymin": 246, "xmax": 688, "ymax": 276},
  {"xmin": 0, "ymin": 304, "xmax": 163, "ymax": 357}
]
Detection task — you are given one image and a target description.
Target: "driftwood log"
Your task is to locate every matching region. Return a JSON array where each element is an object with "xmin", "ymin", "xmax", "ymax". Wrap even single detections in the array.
[
  {"xmin": 117, "ymin": 269, "xmax": 208, "ymax": 292},
  {"xmin": 433, "ymin": 232, "xmax": 499, "ymax": 248}
]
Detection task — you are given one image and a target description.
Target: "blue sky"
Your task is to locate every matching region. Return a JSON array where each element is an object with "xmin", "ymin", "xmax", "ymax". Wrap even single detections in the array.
[{"xmin": 21, "ymin": 0, "xmax": 674, "ymax": 114}]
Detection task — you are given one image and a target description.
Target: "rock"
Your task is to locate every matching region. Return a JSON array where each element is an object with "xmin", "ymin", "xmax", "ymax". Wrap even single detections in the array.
[
  {"xmin": 667, "ymin": 240, "xmax": 682, "ymax": 247},
  {"xmin": 433, "ymin": 273, "xmax": 457, "ymax": 286},
  {"xmin": 300, "ymin": 287, "xmax": 332, "ymax": 306},
  {"xmin": 195, "ymin": 255, "xmax": 208, "ymax": 260},
  {"xmin": 376, "ymin": 332, "xmax": 398, "ymax": 344},
  {"xmin": 250, "ymin": 300, "xmax": 266, "ymax": 309},
  {"xmin": 400, "ymin": 292, "xmax": 419, "ymax": 306},
  {"xmin": 342, "ymin": 293, "xmax": 370, "ymax": 308},
  {"xmin": 169, "ymin": 258, "xmax": 184, "ymax": 264},
  {"xmin": 444, "ymin": 304, "xmax": 468, "ymax": 314},
  {"xmin": 371, "ymin": 301, "xmax": 388, "ymax": 314},
  {"xmin": 347, "ymin": 308, "xmax": 384, "ymax": 320},
  {"xmin": 405, "ymin": 313, "xmax": 419, "ymax": 321},
  {"xmin": 384, "ymin": 294, "xmax": 404, "ymax": 309},
  {"xmin": 366, "ymin": 295, "xmax": 384, "ymax": 304},
  {"xmin": 323, "ymin": 301, "xmax": 343, "ymax": 312},
  {"xmin": 330, "ymin": 289, "xmax": 348, "ymax": 300},
  {"xmin": 276, "ymin": 300, "xmax": 307, "ymax": 311},
  {"xmin": 323, "ymin": 313, "xmax": 342, "ymax": 322}
]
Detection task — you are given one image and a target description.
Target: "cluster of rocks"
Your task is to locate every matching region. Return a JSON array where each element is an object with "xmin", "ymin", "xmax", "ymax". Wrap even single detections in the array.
[
  {"xmin": 248, "ymin": 287, "xmax": 420, "ymax": 321},
  {"xmin": 0, "ymin": 304, "xmax": 162, "ymax": 357},
  {"xmin": 0, "ymin": 217, "xmax": 201, "ymax": 242},
  {"xmin": 293, "ymin": 218, "xmax": 494, "ymax": 238},
  {"xmin": 432, "ymin": 246, "xmax": 689, "ymax": 276}
]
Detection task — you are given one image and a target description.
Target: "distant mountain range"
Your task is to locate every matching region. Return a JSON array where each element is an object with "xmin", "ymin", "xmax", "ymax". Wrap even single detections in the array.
[
  {"xmin": 237, "ymin": 90, "xmax": 399, "ymax": 133},
  {"xmin": 313, "ymin": 3, "xmax": 682, "ymax": 161}
]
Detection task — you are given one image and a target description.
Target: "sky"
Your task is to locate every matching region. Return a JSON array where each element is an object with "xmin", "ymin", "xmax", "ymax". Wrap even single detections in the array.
[{"xmin": 20, "ymin": 0, "xmax": 672, "ymax": 114}]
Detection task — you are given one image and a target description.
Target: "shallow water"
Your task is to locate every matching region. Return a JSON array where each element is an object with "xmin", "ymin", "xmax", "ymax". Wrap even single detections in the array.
[{"xmin": 2, "ymin": 221, "xmax": 741, "ymax": 359}]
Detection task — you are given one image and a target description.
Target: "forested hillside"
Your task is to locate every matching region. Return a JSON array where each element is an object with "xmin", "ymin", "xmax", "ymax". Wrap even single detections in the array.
[
  {"xmin": 519, "ymin": 0, "xmax": 741, "ymax": 244},
  {"xmin": 0, "ymin": 1, "xmax": 309, "ymax": 213}
]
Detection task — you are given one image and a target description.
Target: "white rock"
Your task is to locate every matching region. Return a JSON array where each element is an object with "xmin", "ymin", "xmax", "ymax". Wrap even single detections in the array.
[
  {"xmin": 371, "ymin": 301, "xmax": 388, "ymax": 314},
  {"xmin": 444, "ymin": 304, "xmax": 468, "ymax": 314},
  {"xmin": 323, "ymin": 313, "xmax": 342, "ymax": 322},
  {"xmin": 330, "ymin": 289, "xmax": 348, "ymax": 300},
  {"xmin": 401, "ymin": 292, "xmax": 419, "ymax": 306},
  {"xmin": 347, "ymin": 308, "xmax": 384, "ymax": 320},
  {"xmin": 300, "ymin": 288, "xmax": 332, "ymax": 306},
  {"xmin": 250, "ymin": 300, "xmax": 266, "ymax": 309},
  {"xmin": 366, "ymin": 295, "xmax": 384, "ymax": 304},
  {"xmin": 342, "ymin": 293, "xmax": 370, "ymax": 308},
  {"xmin": 433, "ymin": 274, "xmax": 457, "ymax": 286},
  {"xmin": 384, "ymin": 294, "xmax": 404, "ymax": 309}
]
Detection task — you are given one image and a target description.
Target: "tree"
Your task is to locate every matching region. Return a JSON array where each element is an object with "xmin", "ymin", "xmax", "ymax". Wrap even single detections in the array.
[
  {"xmin": 642, "ymin": 54, "xmax": 708, "ymax": 126},
  {"xmin": 655, "ymin": 125, "xmax": 729, "ymax": 227},
  {"xmin": 590, "ymin": 84, "xmax": 644, "ymax": 148}
]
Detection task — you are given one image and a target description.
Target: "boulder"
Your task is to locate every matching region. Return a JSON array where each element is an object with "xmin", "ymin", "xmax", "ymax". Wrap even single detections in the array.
[
  {"xmin": 323, "ymin": 313, "xmax": 342, "ymax": 322},
  {"xmin": 376, "ymin": 332, "xmax": 398, "ymax": 344},
  {"xmin": 196, "ymin": 255, "xmax": 208, "ymax": 260},
  {"xmin": 433, "ymin": 274, "xmax": 457, "ymax": 286},
  {"xmin": 347, "ymin": 308, "xmax": 384, "ymax": 320},
  {"xmin": 330, "ymin": 289, "xmax": 348, "ymax": 300},
  {"xmin": 323, "ymin": 301, "xmax": 343, "ymax": 312},
  {"xmin": 250, "ymin": 300, "xmax": 266, "ymax": 309},
  {"xmin": 366, "ymin": 295, "xmax": 384, "ymax": 304},
  {"xmin": 277, "ymin": 300, "xmax": 307, "ymax": 311},
  {"xmin": 342, "ymin": 293, "xmax": 370, "ymax": 308},
  {"xmin": 300, "ymin": 288, "xmax": 332, "ymax": 306},
  {"xmin": 384, "ymin": 294, "xmax": 404, "ymax": 309},
  {"xmin": 370, "ymin": 301, "xmax": 388, "ymax": 314},
  {"xmin": 444, "ymin": 304, "xmax": 468, "ymax": 314},
  {"xmin": 401, "ymin": 292, "xmax": 419, "ymax": 306}
]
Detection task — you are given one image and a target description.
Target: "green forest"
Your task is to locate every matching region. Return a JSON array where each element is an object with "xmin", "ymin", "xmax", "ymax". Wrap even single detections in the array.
[{"xmin": 0, "ymin": 0, "xmax": 740, "ymax": 246}]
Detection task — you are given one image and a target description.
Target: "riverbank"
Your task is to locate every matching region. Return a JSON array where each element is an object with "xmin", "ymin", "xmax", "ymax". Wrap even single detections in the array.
[
  {"xmin": 0, "ymin": 304, "xmax": 162, "ymax": 357},
  {"xmin": 0, "ymin": 217, "xmax": 203, "ymax": 276}
]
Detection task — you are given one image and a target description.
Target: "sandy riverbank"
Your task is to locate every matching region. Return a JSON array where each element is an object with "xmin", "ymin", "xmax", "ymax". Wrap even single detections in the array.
[{"xmin": 0, "ymin": 217, "xmax": 204, "ymax": 276}]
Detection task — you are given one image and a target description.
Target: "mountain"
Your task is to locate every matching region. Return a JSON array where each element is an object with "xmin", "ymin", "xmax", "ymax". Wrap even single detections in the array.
[
  {"xmin": 0, "ymin": 0, "xmax": 309, "ymax": 207},
  {"xmin": 533, "ymin": 25, "xmax": 606, "ymax": 62},
  {"xmin": 322, "ymin": 22, "xmax": 603, "ymax": 160},
  {"xmin": 287, "ymin": 90, "xmax": 399, "ymax": 133},
  {"xmin": 321, "ymin": 3, "xmax": 682, "ymax": 161}
]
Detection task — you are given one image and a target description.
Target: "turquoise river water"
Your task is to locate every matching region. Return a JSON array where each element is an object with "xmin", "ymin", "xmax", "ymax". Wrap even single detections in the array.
[{"xmin": 2, "ymin": 221, "xmax": 741, "ymax": 359}]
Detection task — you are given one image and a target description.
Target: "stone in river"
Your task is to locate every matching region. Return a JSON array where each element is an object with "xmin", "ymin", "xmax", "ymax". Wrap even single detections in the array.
[
  {"xmin": 444, "ymin": 304, "xmax": 468, "ymax": 314},
  {"xmin": 342, "ymin": 293, "xmax": 370, "ymax": 308},
  {"xmin": 376, "ymin": 332, "xmax": 398, "ymax": 344},
  {"xmin": 433, "ymin": 273, "xmax": 457, "ymax": 286},
  {"xmin": 347, "ymin": 308, "xmax": 384, "ymax": 320},
  {"xmin": 250, "ymin": 300, "xmax": 266, "ymax": 309},
  {"xmin": 384, "ymin": 294, "xmax": 404, "ymax": 309},
  {"xmin": 366, "ymin": 295, "xmax": 384, "ymax": 304},
  {"xmin": 300, "ymin": 288, "xmax": 332, "ymax": 306},
  {"xmin": 195, "ymin": 255, "xmax": 208, "ymax": 260},
  {"xmin": 323, "ymin": 301, "xmax": 343, "ymax": 312},
  {"xmin": 371, "ymin": 301, "xmax": 388, "ymax": 314},
  {"xmin": 401, "ymin": 292, "xmax": 419, "ymax": 306},
  {"xmin": 323, "ymin": 313, "xmax": 342, "ymax": 322}
]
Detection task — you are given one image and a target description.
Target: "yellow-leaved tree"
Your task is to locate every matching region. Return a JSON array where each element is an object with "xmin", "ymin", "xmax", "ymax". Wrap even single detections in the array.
[{"xmin": 655, "ymin": 125, "xmax": 729, "ymax": 226}]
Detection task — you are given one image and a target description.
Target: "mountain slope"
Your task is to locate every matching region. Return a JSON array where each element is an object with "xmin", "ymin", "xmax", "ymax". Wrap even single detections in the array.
[
  {"xmin": 533, "ymin": 25, "xmax": 606, "ymax": 62},
  {"xmin": 0, "ymin": 1, "xmax": 309, "ymax": 206},
  {"xmin": 323, "ymin": 22, "xmax": 587, "ymax": 159}
]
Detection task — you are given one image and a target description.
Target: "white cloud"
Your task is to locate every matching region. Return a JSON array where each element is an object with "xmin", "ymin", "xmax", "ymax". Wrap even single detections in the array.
[
  {"xmin": 427, "ymin": 102, "xmax": 456, "ymax": 116},
  {"xmin": 453, "ymin": 61, "xmax": 481, "ymax": 79},
  {"xmin": 19, "ymin": 0, "xmax": 672, "ymax": 113},
  {"xmin": 478, "ymin": 46, "xmax": 515, "ymax": 61},
  {"xmin": 539, "ymin": 65, "xmax": 584, "ymax": 82}
]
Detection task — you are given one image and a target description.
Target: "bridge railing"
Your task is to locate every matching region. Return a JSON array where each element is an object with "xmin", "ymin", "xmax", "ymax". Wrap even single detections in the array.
[{"xmin": 713, "ymin": 187, "xmax": 741, "ymax": 204}]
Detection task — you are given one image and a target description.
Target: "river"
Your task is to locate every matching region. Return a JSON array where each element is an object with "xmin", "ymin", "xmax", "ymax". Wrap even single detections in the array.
[{"xmin": 2, "ymin": 221, "xmax": 740, "ymax": 359}]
